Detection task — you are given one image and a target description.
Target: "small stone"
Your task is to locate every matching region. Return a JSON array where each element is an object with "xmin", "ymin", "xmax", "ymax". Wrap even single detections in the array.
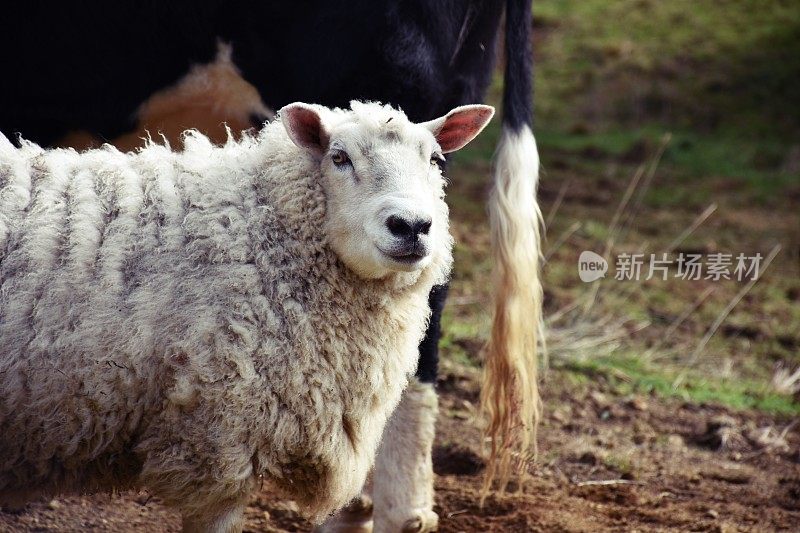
[
  {"xmin": 628, "ymin": 397, "xmax": 648, "ymax": 411},
  {"xmin": 707, "ymin": 509, "xmax": 719, "ymax": 519},
  {"xmin": 263, "ymin": 511, "xmax": 271, "ymax": 521},
  {"xmin": 667, "ymin": 434, "xmax": 685, "ymax": 450},
  {"xmin": 47, "ymin": 499, "xmax": 61, "ymax": 510},
  {"xmin": 134, "ymin": 492, "xmax": 154, "ymax": 506},
  {"xmin": 551, "ymin": 408, "xmax": 570, "ymax": 424},
  {"xmin": 590, "ymin": 391, "xmax": 608, "ymax": 406}
]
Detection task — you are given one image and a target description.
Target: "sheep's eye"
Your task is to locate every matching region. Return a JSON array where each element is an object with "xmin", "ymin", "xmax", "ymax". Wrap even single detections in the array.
[
  {"xmin": 331, "ymin": 150, "xmax": 351, "ymax": 167},
  {"xmin": 431, "ymin": 152, "xmax": 445, "ymax": 170}
]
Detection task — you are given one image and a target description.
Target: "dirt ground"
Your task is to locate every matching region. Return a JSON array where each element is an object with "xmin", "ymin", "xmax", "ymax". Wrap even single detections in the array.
[{"xmin": 1, "ymin": 363, "xmax": 797, "ymax": 532}]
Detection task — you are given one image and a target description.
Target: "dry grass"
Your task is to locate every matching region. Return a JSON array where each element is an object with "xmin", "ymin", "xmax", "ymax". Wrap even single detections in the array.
[
  {"xmin": 772, "ymin": 364, "xmax": 800, "ymax": 395},
  {"xmin": 538, "ymin": 137, "xmax": 795, "ymax": 417}
]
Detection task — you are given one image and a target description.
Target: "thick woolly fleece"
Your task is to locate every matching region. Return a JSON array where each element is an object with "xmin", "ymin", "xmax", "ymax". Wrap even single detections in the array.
[{"xmin": 0, "ymin": 105, "xmax": 452, "ymax": 523}]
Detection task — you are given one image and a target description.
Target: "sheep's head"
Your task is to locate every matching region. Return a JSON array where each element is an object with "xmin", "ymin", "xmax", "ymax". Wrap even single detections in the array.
[{"xmin": 281, "ymin": 100, "xmax": 494, "ymax": 280}]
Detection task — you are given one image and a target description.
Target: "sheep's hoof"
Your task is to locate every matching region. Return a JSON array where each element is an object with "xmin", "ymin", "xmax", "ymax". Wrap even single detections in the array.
[
  {"xmin": 400, "ymin": 510, "xmax": 439, "ymax": 533},
  {"xmin": 346, "ymin": 494, "xmax": 373, "ymax": 516},
  {"xmin": 314, "ymin": 495, "xmax": 373, "ymax": 533}
]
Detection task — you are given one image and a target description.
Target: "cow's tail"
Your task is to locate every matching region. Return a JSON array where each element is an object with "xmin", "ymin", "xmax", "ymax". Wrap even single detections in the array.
[{"xmin": 480, "ymin": 0, "xmax": 543, "ymax": 498}]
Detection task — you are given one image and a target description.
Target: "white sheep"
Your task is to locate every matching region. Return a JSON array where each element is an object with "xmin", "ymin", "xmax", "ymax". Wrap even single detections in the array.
[{"xmin": 0, "ymin": 100, "xmax": 493, "ymax": 531}]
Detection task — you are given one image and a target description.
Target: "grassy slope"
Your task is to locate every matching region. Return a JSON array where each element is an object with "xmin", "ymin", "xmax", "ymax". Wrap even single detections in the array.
[
  {"xmin": 443, "ymin": 0, "xmax": 800, "ymax": 416},
  {"xmin": 535, "ymin": 0, "xmax": 800, "ymax": 199}
]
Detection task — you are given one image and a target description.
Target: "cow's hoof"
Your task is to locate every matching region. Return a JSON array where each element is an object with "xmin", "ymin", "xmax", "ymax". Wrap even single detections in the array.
[{"xmin": 400, "ymin": 509, "xmax": 439, "ymax": 532}]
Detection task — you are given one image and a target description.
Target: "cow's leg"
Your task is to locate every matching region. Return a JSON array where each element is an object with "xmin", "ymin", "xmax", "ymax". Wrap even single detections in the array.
[{"xmin": 371, "ymin": 284, "xmax": 446, "ymax": 533}]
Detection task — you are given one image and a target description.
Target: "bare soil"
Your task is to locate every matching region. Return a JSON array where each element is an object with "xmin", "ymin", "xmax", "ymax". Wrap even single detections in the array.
[{"xmin": 2, "ymin": 365, "xmax": 798, "ymax": 532}]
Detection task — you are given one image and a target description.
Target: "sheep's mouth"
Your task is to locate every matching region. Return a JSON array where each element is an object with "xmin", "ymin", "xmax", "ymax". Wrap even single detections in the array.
[
  {"xmin": 386, "ymin": 251, "xmax": 427, "ymax": 263},
  {"xmin": 379, "ymin": 245, "xmax": 429, "ymax": 265}
]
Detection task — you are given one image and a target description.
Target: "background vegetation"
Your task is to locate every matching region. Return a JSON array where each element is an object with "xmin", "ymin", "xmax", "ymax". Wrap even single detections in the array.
[{"xmin": 449, "ymin": 0, "xmax": 800, "ymax": 416}]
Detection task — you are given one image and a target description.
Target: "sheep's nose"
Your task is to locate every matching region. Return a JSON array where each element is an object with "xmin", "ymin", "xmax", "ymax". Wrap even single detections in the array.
[{"xmin": 386, "ymin": 215, "xmax": 432, "ymax": 240}]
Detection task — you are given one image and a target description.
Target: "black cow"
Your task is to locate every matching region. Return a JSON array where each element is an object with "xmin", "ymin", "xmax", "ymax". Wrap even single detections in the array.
[{"xmin": 0, "ymin": 2, "xmax": 542, "ymax": 531}]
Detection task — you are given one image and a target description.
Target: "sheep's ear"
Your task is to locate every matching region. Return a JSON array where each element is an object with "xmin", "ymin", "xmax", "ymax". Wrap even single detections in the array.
[
  {"xmin": 280, "ymin": 103, "xmax": 330, "ymax": 156},
  {"xmin": 420, "ymin": 105, "xmax": 495, "ymax": 153}
]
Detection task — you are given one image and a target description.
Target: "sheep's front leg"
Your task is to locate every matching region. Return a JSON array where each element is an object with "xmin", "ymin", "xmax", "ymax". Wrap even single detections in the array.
[
  {"xmin": 371, "ymin": 378, "xmax": 439, "ymax": 533},
  {"xmin": 181, "ymin": 502, "xmax": 246, "ymax": 533}
]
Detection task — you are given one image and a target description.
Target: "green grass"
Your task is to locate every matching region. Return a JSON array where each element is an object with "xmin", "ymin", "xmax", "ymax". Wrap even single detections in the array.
[
  {"xmin": 529, "ymin": 0, "xmax": 800, "ymax": 199},
  {"xmin": 537, "ymin": 126, "xmax": 799, "ymax": 204},
  {"xmin": 439, "ymin": 307, "xmax": 488, "ymax": 369},
  {"xmin": 562, "ymin": 354, "xmax": 800, "ymax": 416},
  {"xmin": 537, "ymin": 129, "xmax": 645, "ymax": 157},
  {"xmin": 535, "ymin": 0, "xmax": 800, "ymax": 135}
]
